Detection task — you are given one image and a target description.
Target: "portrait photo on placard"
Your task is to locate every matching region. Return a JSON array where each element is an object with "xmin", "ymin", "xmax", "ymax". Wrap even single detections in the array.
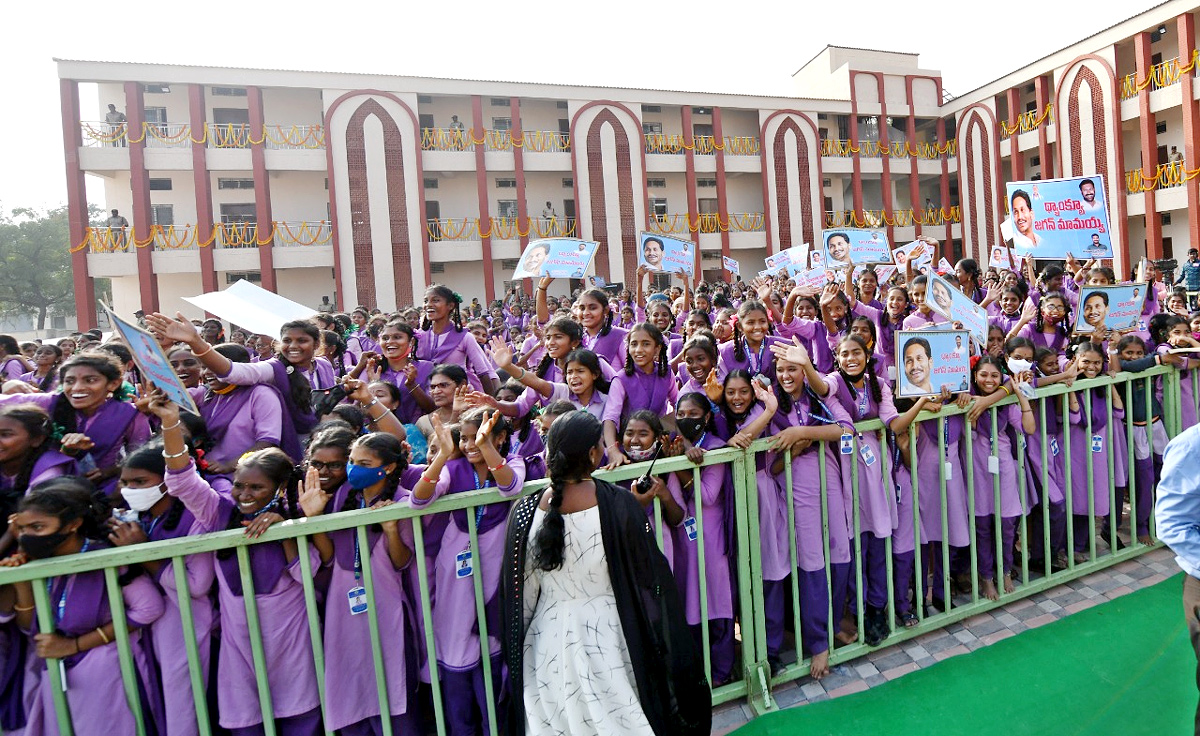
[{"xmin": 895, "ymin": 329, "xmax": 971, "ymax": 398}]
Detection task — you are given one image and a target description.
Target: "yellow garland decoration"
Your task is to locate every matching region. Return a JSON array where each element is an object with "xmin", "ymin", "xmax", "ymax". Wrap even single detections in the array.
[
  {"xmin": 643, "ymin": 134, "xmax": 762, "ymax": 156},
  {"xmin": 81, "ymin": 123, "xmax": 325, "ymax": 149},
  {"xmin": 1121, "ymin": 50, "xmax": 1200, "ymax": 99},
  {"xmin": 823, "ymin": 207, "xmax": 961, "ymax": 228},
  {"xmin": 999, "ymin": 105, "xmax": 1055, "ymax": 138},
  {"xmin": 819, "ymin": 138, "xmax": 955, "ymax": 159},
  {"xmin": 73, "ymin": 221, "xmax": 332, "ymax": 253},
  {"xmin": 1124, "ymin": 162, "xmax": 1199, "ymax": 193}
]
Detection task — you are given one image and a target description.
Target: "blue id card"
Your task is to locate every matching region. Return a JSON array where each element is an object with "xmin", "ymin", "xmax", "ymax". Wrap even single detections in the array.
[
  {"xmin": 347, "ymin": 586, "xmax": 368, "ymax": 615},
  {"xmin": 683, "ymin": 516, "xmax": 698, "ymax": 542},
  {"xmin": 456, "ymin": 549, "xmax": 473, "ymax": 578},
  {"xmin": 840, "ymin": 433, "xmax": 854, "ymax": 455}
]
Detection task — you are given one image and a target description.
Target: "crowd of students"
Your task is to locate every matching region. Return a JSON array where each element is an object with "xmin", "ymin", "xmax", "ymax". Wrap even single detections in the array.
[{"xmin": 0, "ymin": 234, "xmax": 1195, "ymax": 735}]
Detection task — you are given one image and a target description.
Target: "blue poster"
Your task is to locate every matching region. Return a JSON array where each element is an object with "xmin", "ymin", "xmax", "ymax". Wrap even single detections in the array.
[
  {"xmin": 895, "ymin": 329, "xmax": 971, "ymax": 399},
  {"xmin": 1005, "ymin": 175, "xmax": 1113, "ymax": 259},
  {"xmin": 638, "ymin": 233, "xmax": 694, "ymax": 276},
  {"xmin": 765, "ymin": 244, "xmax": 810, "ymax": 271},
  {"xmin": 926, "ymin": 273, "xmax": 989, "ymax": 346},
  {"xmin": 1074, "ymin": 284, "xmax": 1147, "ymax": 335},
  {"xmin": 513, "ymin": 238, "xmax": 599, "ymax": 279},
  {"xmin": 822, "ymin": 228, "xmax": 893, "ymax": 267},
  {"xmin": 103, "ymin": 305, "xmax": 200, "ymax": 415}
]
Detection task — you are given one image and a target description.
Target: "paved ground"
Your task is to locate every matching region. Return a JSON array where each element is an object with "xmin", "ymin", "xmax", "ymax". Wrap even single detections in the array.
[{"xmin": 711, "ymin": 545, "xmax": 1180, "ymax": 734}]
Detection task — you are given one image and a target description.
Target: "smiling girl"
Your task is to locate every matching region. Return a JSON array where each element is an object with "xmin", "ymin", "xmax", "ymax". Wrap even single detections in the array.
[
  {"xmin": 18, "ymin": 344, "xmax": 62, "ymax": 393},
  {"xmin": 602, "ymin": 324, "xmax": 676, "ymax": 467},
  {"xmin": 0, "ymin": 404, "xmax": 75, "ymax": 556},
  {"xmin": 719, "ymin": 300, "xmax": 779, "ymax": 381},
  {"xmin": 1065, "ymin": 343, "xmax": 1124, "ymax": 562},
  {"xmin": 351, "ymin": 320, "xmax": 435, "ymax": 424},
  {"xmin": 415, "ymin": 285, "xmax": 499, "ymax": 395}
]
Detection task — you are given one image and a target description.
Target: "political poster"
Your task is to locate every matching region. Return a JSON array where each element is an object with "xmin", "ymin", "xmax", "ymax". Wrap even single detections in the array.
[
  {"xmin": 638, "ymin": 232, "xmax": 695, "ymax": 276},
  {"xmin": 513, "ymin": 238, "xmax": 600, "ymax": 279},
  {"xmin": 809, "ymin": 250, "xmax": 825, "ymax": 270},
  {"xmin": 722, "ymin": 256, "xmax": 740, "ymax": 276},
  {"xmin": 893, "ymin": 239, "xmax": 933, "ymax": 271},
  {"xmin": 872, "ymin": 265, "xmax": 898, "ymax": 285},
  {"xmin": 1074, "ymin": 284, "xmax": 1147, "ymax": 335},
  {"xmin": 764, "ymin": 244, "xmax": 811, "ymax": 271},
  {"xmin": 103, "ymin": 304, "xmax": 200, "ymax": 415},
  {"xmin": 895, "ymin": 329, "xmax": 971, "ymax": 399},
  {"xmin": 786, "ymin": 263, "xmax": 831, "ymax": 290},
  {"xmin": 1006, "ymin": 175, "xmax": 1113, "ymax": 259},
  {"xmin": 822, "ymin": 228, "xmax": 893, "ymax": 267},
  {"xmin": 926, "ymin": 273, "xmax": 989, "ymax": 346},
  {"xmin": 183, "ymin": 279, "xmax": 315, "ymax": 338},
  {"xmin": 988, "ymin": 244, "xmax": 1023, "ymax": 271}
]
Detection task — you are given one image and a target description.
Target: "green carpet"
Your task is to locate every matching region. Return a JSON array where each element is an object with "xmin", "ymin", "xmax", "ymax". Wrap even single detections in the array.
[{"xmin": 735, "ymin": 575, "xmax": 1194, "ymax": 736}]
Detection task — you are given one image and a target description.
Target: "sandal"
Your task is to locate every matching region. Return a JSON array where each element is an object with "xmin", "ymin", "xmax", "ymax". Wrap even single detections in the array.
[{"xmin": 899, "ymin": 611, "xmax": 919, "ymax": 628}]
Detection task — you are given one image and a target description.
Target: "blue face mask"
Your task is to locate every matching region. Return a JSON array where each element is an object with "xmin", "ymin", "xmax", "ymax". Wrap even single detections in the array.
[{"xmin": 346, "ymin": 462, "xmax": 387, "ymax": 490}]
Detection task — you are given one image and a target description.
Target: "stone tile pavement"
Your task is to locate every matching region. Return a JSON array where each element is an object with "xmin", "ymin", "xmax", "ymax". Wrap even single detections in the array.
[{"xmin": 711, "ymin": 546, "xmax": 1180, "ymax": 735}]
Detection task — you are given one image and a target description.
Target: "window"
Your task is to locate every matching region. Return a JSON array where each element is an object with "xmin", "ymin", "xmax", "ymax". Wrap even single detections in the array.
[
  {"xmin": 218, "ymin": 178, "xmax": 255, "ymax": 190},
  {"xmin": 225, "ymin": 271, "xmax": 262, "ymax": 284},
  {"xmin": 1162, "ymin": 212, "xmax": 1173, "ymax": 225},
  {"xmin": 643, "ymin": 105, "xmax": 662, "ymax": 113},
  {"xmin": 144, "ymin": 107, "xmax": 168, "ymax": 134},
  {"xmin": 219, "ymin": 204, "xmax": 256, "ymax": 224},
  {"xmin": 1156, "ymin": 121, "xmax": 1168, "ymax": 134},
  {"xmin": 211, "ymin": 87, "xmax": 247, "ymax": 97},
  {"xmin": 643, "ymin": 122, "xmax": 663, "ymax": 135},
  {"xmin": 495, "ymin": 178, "xmax": 517, "ymax": 188},
  {"xmin": 822, "ymin": 178, "xmax": 832, "ymax": 187},
  {"xmin": 1026, "ymin": 101, "xmax": 1037, "ymax": 112},
  {"xmin": 497, "ymin": 200, "xmax": 519, "ymax": 219},
  {"xmin": 418, "ymin": 95, "xmax": 433, "ymax": 104},
  {"xmin": 501, "ymin": 259, "xmax": 521, "ymax": 271},
  {"xmin": 430, "ymin": 263, "xmax": 445, "ymax": 274},
  {"xmin": 647, "ymin": 178, "xmax": 666, "ymax": 188},
  {"xmin": 1030, "ymin": 155, "xmax": 1041, "ymax": 167},
  {"xmin": 148, "ymin": 178, "xmax": 173, "ymax": 191},
  {"xmin": 697, "ymin": 178, "xmax": 717, "ymax": 187},
  {"xmin": 691, "ymin": 107, "xmax": 712, "ymax": 115},
  {"xmin": 490, "ymin": 98, "xmax": 511, "ymax": 107},
  {"xmin": 562, "ymin": 177, "xmax": 573, "ymax": 188},
  {"xmin": 144, "ymin": 83, "xmax": 170, "ymax": 94},
  {"xmin": 818, "ymin": 113, "xmax": 828, "ymax": 120},
  {"xmin": 151, "ymin": 205, "xmax": 174, "ymax": 227},
  {"xmin": 650, "ymin": 198, "xmax": 668, "ymax": 221},
  {"xmin": 491, "ymin": 117, "xmax": 512, "ymax": 131},
  {"xmin": 556, "ymin": 101, "xmax": 569, "ymax": 109},
  {"xmin": 423, "ymin": 178, "xmax": 439, "ymax": 189}
]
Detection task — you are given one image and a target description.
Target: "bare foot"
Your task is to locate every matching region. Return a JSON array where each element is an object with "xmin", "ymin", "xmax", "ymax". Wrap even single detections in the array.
[
  {"xmin": 834, "ymin": 630, "xmax": 857, "ymax": 646},
  {"xmin": 1073, "ymin": 551, "xmax": 1090, "ymax": 564},
  {"xmin": 1003, "ymin": 573, "xmax": 1014, "ymax": 595},
  {"xmin": 981, "ymin": 578, "xmax": 999, "ymax": 601},
  {"xmin": 809, "ymin": 650, "xmax": 830, "ymax": 680},
  {"xmin": 1138, "ymin": 534, "xmax": 1152, "ymax": 546}
]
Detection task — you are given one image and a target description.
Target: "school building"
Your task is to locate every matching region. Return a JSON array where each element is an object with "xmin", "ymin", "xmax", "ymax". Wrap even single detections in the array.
[{"xmin": 58, "ymin": 0, "xmax": 1200, "ymax": 327}]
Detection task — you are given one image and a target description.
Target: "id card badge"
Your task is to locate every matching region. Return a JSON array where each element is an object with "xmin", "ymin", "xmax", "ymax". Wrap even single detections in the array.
[
  {"xmin": 1050, "ymin": 436, "xmax": 1060, "ymax": 457},
  {"xmin": 987, "ymin": 455, "xmax": 1000, "ymax": 475},
  {"xmin": 840, "ymin": 432, "xmax": 854, "ymax": 455},
  {"xmin": 683, "ymin": 516, "xmax": 698, "ymax": 542},
  {"xmin": 456, "ymin": 549, "xmax": 474, "ymax": 578},
  {"xmin": 347, "ymin": 586, "xmax": 368, "ymax": 615},
  {"xmin": 1091, "ymin": 434, "xmax": 1103, "ymax": 453},
  {"xmin": 944, "ymin": 461, "xmax": 954, "ymax": 481},
  {"xmin": 859, "ymin": 443, "xmax": 877, "ymax": 466},
  {"xmin": 886, "ymin": 365, "xmax": 897, "ymax": 382}
]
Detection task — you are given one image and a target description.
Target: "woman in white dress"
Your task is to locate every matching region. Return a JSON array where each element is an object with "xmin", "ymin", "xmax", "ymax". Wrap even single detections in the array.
[{"xmin": 501, "ymin": 410, "xmax": 710, "ymax": 736}]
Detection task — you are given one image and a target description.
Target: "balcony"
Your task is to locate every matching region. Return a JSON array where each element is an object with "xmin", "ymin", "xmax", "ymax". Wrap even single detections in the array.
[
  {"xmin": 419, "ymin": 127, "xmax": 572, "ymax": 153},
  {"xmin": 647, "ymin": 212, "xmax": 765, "ymax": 235},
  {"xmin": 821, "ymin": 139, "xmax": 956, "ymax": 159},
  {"xmin": 1125, "ymin": 161, "xmax": 1189, "ymax": 193},
  {"xmin": 999, "ymin": 105, "xmax": 1054, "ymax": 139},
  {"xmin": 643, "ymin": 134, "xmax": 761, "ymax": 156},
  {"xmin": 79, "ymin": 122, "xmax": 326, "ymax": 150},
  {"xmin": 426, "ymin": 216, "xmax": 578, "ymax": 242},
  {"xmin": 823, "ymin": 207, "xmax": 961, "ymax": 228},
  {"xmin": 74, "ymin": 221, "xmax": 332, "ymax": 253},
  {"xmin": 1120, "ymin": 54, "xmax": 1195, "ymax": 100}
]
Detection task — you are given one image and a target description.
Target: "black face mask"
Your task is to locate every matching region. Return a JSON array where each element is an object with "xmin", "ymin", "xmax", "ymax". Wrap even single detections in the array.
[
  {"xmin": 19, "ymin": 531, "xmax": 71, "ymax": 560},
  {"xmin": 676, "ymin": 417, "xmax": 706, "ymax": 441}
]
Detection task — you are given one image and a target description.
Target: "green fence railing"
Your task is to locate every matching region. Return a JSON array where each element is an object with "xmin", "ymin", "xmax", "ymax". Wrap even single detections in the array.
[{"xmin": 0, "ymin": 365, "xmax": 1189, "ymax": 734}]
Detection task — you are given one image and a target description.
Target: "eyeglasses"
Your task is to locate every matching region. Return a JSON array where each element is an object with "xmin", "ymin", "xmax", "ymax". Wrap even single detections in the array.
[
  {"xmin": 307, "ymin": 460, "xmax": 347, "ymax": 472},
  {"xmin": 1042, "ymin": 304, "xmax": 1067, "ymax": 313}
]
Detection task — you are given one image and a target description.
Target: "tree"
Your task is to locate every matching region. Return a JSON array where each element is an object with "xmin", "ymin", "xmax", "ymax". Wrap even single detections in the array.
[{"xmin": 0, "ymin": 206, "xmax": 88, "ymax": 330}]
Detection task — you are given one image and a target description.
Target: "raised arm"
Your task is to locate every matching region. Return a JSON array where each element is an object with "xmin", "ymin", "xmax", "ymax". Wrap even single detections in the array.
[
  {"xmin": 535, "ymin": 276, "xmax": 553, "ymax": 324},
  {"xmin": 145, "ymin": 312, "xmax": 234, "ymax": 378}
]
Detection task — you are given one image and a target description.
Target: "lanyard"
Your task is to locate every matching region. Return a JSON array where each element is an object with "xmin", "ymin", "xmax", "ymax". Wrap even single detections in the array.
[
  {"xmin": 745, "ymin": 339, "xmax": 767, "ymax": 375},
  {"xmin": 140, "ymin": 513, "xmax": 164, "ymax": 540},
  {"xmin": 471, "ymin": 470, "xmax": 490, "ymax": 528},
  {"xmin": 352, "ymin": 496, "xmax": 367, "ymax": 582},
  {"xmin": 856, "ymin": 389, "xmax": 870, "ymax": 419},
  {"xmin": 47, "ymin": 540, "xmax": 90, "ymax": 626}
]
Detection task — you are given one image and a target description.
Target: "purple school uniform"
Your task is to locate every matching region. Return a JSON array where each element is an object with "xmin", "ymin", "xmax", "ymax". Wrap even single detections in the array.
[
  {"xmin": 416, "ymin": 325, "xmax": 497, "ymax": 391},
  {"xmin": 1066, "ymin": 389, "xmax": 1123, "ymax": 519},
  {"xmin": 379, "ymin": 359, "xmax": 436, "ymax": 424},
  {"xmin": 316, "ymin": 484, "xmax": 417, "ymax": 732},
  {"xmin": 902, "ymin": 310, "xmax": 945, "ymax": 330},
  {"xmin": 140, "ymin": 503, "xmax": 216, "ymax": 736},
  {"xmin": 26, "ymin": 545, "xmax": 164, "ymax": 736},
  {"xmin": 989, "ymin": 311, "xmax": 1023, "ymax": 337},
  {"xmin": 601, "ymin": 367, "xmax": 678, "ymax": 427},
  {"xmin": 219, "ymin": 358, "xmax": 332, "ymax": 459},
  {"xmin": 1017, "ymin": 324, "xmax": 1070, "ymax": 355},
  {"xmin": 671, "ymin": 432, "xmax": 735, "ymax": 625},
  {"xmin": 823, "ymin": 372, "xmax": 899, "ymax": 538},
  {"xmin": 0, "ymin": 358, "xmax": 24, "ymax": 381},
  {"xmin": 717, "ymin": 337, "xmax": 782, "ymax": 382},
  {"xmin": 189, "ymin": 384, "xmax": 284, "ymax": 465},
  {"xmin": 853, "ymin": 302, "xmax": 906, "ymax": 378},
  {"xmin": 582, "ymin": 325, "xmax": 628, "ymax": 368},
  {"xmin": 967, "ymin": 403, "xmax": 1026, "ymax": 518},
  {"xmin": 778, "ymin": 318, "xmax": 835, "ymax": 373},
  {"xmin": 409, "ymin": 456, "xmax": 525, "ymax": 670},
  {"xmin": 166, "ymin": 463, "xmax": 321, "ymax": 730},
  {"xmin": 17, "ymin": 370, "xmax": 57, "ymax": 392},
  {"xmin": 0, "ymin": 450, "xmax": 75, "ymax": 496},
  {"xmin": 910, "ymin": 414, "xmax": 970, "ymax": 546}
]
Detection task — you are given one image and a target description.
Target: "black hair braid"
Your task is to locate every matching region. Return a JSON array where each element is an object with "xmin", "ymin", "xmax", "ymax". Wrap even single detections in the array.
[
  {"xmin": 733, "ymin": 321, "xmax": 745, "ymax": 362},
  {"xmin": 775, "ymin": 380, "xmax": 793, "ymax": 416},
  {"xmin": 533, "ymin": 452, "xmax": 568, "ymax": 571},
  {"xmin": 37, "ymin": 363, "xmax": 60, "ymax": 393},
  {"xmin": 535, "ymin": 352, "xmax": 555, "ymax": 379},
  {"xmin": 599, "ymin": 308, "xmax": 614, "ymax": 338},
  {"xmin": 657, "ymin": 341, "xmax": 669, "ymax": 377},
  {"xmin": 451, "ymin": 300, "xmax": 464, "ymax": 333},
  {"xmin": 865, "ymin": 354, "xmax": 883, "ymax": 404},
  {"xmin": 278, "ymin": 354, "xmax": 314, "ymax": 413},
  {"xmin": 160, "ymin": 497, "xmax": 187, "ymax": 533},
  {"xmin": 624, "ymin": 347, "xmax": 635, "ymax": 377},
  {"xmin": 50, "ymin": 395, "xmax": 78, "ymax": 439}
]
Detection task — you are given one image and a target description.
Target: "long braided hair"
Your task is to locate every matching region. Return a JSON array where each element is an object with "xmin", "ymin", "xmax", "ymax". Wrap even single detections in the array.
[
  {"xmin": 338, "ymin": 433, "xmax": 407, "ymax": 532},
  {"xmin": 622, "ymin": 322, "xmax": 669, "ymax": 377},
  {"xmin": 421, "ymin": 285, "xmax": 464, "ymax": 333},
  {"xmin": 0, "ymin": 404, "xmax": 53, "ymax": 519},
  {"xmin": 533, "ymin": 409, "xmax": 600, "ymax": 571},
  {"xmin": 835, "ymin": 334, "xmax": 883, "ymax": 405},
  {"xmin": 276, "ymin": 320, "xmax": 323, "ymax": 413},
  {"xmin": 535, "ymin": 317, "xmax": 583, "ymax": 379},
  {"xmin": 579, "ymin": 288, "xmax": 615, "ymax": 338}
]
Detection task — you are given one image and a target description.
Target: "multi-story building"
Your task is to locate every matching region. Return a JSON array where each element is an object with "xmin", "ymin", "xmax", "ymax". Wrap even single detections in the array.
[{"xmin": 57, "ymin": 0, "xmax": 1200, "ymax": 327}]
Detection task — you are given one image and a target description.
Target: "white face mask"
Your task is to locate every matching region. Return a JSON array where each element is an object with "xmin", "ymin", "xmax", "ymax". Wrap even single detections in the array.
[
  {"xmin": 121, "ymin": 484, "xmax": 166, "ymax": 513},
  {"xmin": 1007, "ymin": 358, "xmax": 1033, "ymax": 375}
]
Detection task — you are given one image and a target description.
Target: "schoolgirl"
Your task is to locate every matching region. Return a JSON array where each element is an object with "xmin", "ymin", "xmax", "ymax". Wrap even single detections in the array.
[
  {"xmin": 602, "ymin": 323, "xmax": 676, "ymax": 466},
  {"xmin": 416, "ymin": 285, "xmax": 499, "ymax": 395},
  {"xmin": 355, "ymin": 320, "xmax": 435, "ymax": 424},
  {"xmin": 18, "ymin": 345, "xmax": 62, "ymax": 393},
  {"xmin": 617, "ymin": 410, "xmax": 686, "ymax": 571},
  {"xmin": 718, "ymin": 300, "xmax": 781, "ymax": 381},
  {"xmin": 189, "ymin": 344, "xmax": 288, "ymax": 475},
  {"xmin": 489, "ymin": 342, "xmax": 609, "ymax": 421},
  {"xmin": 0, "ymin": 404, "xmax": 75, "ymax": 555},
  {"xmin": 1065, "ymin": 342, "xmax": 1124, "ymax": 562}
]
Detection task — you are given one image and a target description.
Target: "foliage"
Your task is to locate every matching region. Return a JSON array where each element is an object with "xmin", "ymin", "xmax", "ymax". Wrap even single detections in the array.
[{"xmin": 0, "ymin": 205, "xmax": 99, "ymax": 329}]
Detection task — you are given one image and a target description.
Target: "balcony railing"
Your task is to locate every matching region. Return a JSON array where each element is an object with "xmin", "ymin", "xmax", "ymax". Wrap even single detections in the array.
[
  {"xmin": 419, "ymin": 128, "xmax": 572, "ymax": 153},
  {"xmin": 427, "ymin": 216, "xmax": 578, "ymax": 242},
  {"xmin": 999, "ymin": 105, "xmax": 1055, "ymax": 139},
  {"xmin": 824, "ymin": 207, "xmax": 961, "ymax": 228},
  {"xmin": 1125, "ymin": 161, "xmax": 1191, "ymax": 193},
  {"xmin": 1120, "ymin": 50, "xmax": 1200, "ymax": 99},
  {"xmin": 820, "ymin": 138, "xmax": 956, "ymax": 159},
  {"xmin": 643, "ymin": 134, "xmax": 761, "ymax": 155},
  {"xmin": 80, "ymin": 122, "xmax": 326, "ymax": 149},
  {"xmin": 73, "ymin": 221, "xmax": 333, "ymax": 253},
  {"xmin": 647, "ymin": 212, "xmax": 764, "ymax": 235}
]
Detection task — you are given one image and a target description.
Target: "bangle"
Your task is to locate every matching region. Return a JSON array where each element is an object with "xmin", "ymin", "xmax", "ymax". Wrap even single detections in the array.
[
  {"xmin": 1000, "ymin": 385, "xmax": 1011, "ymax": 397},
  {"xmin": 421, "ymin": 474, "xmax": 439, "ymax": 484},
  {"xmin": 13, "ymin": 604, "xmax": 33, "ymax": 612},
  {"xmin": 488, "ymin": 461, "xmax": 507, "ymax": 473},
  {"xmin": 160, "ymin": 421, "xmax": 181, "ymax": 432},
  {"xmin": 515, "ymin": 367, "xmax": 526, "ymax": 380},
  {"xmin": 191, "ymin": 343, "xmax": 213, "ymax": 358},
  {"xmin": 162, "ymin": 448, "xmax": 189, "ymax": 460},
  {"xmin": 95, "ymin": 627, "xmax": 109, "ymax": 644},
  {"xmin": 362, "ymin": 398, "xmax": 380, "ymax": 409},
  {"xmin": 537, "ymin": 286, "xmax": 548, "ymax": 292}
]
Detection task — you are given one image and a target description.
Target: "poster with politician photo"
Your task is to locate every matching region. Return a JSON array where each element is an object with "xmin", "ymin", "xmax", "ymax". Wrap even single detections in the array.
[
  {"xmin": 822, "ymin": 228, "xmax": 893, "ymax": 267},
  {"xmin": 895, "ymin": 329, "xmax": 971, "ymax": 399},
  {"xmin": 638, "ymin": 233, "xmax": 695, "ymax": 276},
  {"xmin": 512, "ymin": 238, "xmax": 600, "ymax": 279},
  {"xmin": 925, "ymin": 273, "xmax": 989, "ymax": 346},
  {"xmin": 1074, "ymin": 284, "xmax": 1147, "ymax": 335},
  {"xmin": 1005, "ymin": 175, "xmax": 1113, "ymax": 260}
]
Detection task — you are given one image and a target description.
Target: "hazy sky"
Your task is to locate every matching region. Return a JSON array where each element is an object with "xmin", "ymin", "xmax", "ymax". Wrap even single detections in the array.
[{"xmin": 0, "ymin": 0, "xmax": 1163, "ymax": 212}]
